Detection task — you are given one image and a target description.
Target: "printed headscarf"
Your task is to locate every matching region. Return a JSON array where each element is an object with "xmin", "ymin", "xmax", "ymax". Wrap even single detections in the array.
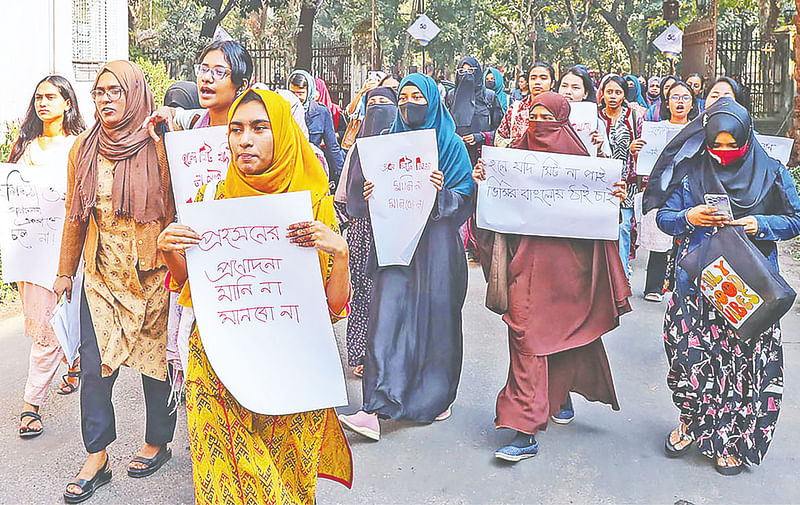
[
  {"xmin": 391, "ymin": 73, "xmax": 474, "ymax": 196},
  {"xmin": 70, "ymin": 60, "xmax": 168, "ymax": 224}
]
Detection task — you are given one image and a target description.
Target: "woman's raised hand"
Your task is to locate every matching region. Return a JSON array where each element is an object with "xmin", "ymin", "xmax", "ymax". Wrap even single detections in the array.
[
  {"xmin": 629, "ymin": 138, "xmax": 647, "ymax": 154},
  {"xmin": 363, "ymin": 180, "xmax": 375, "ymax": 200},
  {"xmin": 430, "ymin": 170, "xmax": 444, "ymax": 191},
  {"xmin": 141, "ymin": 107, "xmax": 177, "ymax": 142},
  {"xmin": 611, "ymin": 181, "xmax": 627, "ymax": 202},
  {"xmin": 472, "ymin": 159, "xmax": 487, "ymax": 183}
]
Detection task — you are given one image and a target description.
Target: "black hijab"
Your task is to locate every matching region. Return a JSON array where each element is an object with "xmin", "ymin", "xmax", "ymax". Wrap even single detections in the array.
[
  {"xmin": 345, "ymin": 86, "xmax": 398, "ymax": 217},
  {"xmin": 163, "ymin": 81, "xmax": 201, "ymax": 109},
  {"xmin": 643, "ymin": 97, "xmax": 788, "ymax": 219},
  {"xmin": 451, "ymin": 56, "xmax": 483, "ymax": 128}
]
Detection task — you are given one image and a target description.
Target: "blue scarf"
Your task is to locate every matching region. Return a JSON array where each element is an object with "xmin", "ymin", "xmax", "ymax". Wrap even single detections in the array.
[
  {"xmin": 485, "ymin": 67, "xmax": 508, "ymax": 113},
  {"xmin": 287, "ymin": 69, "xmax": 316, "ymax": 111},
  {"xmin": 391, "ymin": 73, "xmax": 474, "ymax": 196},
  {"xmin": 624, "ymin": 75, "xmax": 647, "ymax": 108}
]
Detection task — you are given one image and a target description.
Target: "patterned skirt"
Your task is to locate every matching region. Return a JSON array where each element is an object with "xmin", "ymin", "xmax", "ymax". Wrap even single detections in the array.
[
  {"xmin": 664, "ymin": 290, "xmax": 783, "ymax": 465},
  {"xmin": 185, "ymin": 330, "xmax": 353, "ymax": 504},
  {"xmin": 345, "ymin": 216, "xmax": 373, "ymax": 366}
]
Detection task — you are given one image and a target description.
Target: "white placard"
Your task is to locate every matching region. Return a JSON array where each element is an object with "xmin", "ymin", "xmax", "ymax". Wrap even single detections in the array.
[
  {"xmin": 636, "ymin": 121, "xmax": 685, "ymax": 175},
  {"xmin": 756, "ymin": 134, "xmax": 794, "ymax": 166},
  {"xmin": 180, "ymin": 191, "xmax": 347, "ymax": 415},
  {"xmin": 477, "ymin": 146, "xmax": 622, "ymax": 240},
  {"xmin": 407, "ymin": 14, "xmax": 441, "ymax": 46},
  {"xmin": 356, "ymin": 129, "xmax": 438, "ymax": 266},
  {"xmin": 0, "ymin": 163, "xmax": 66, "ymax": 288},
  {"xmin": 50, "ymin": 269, "xmax": 83, "ymax": 366},
  {"xmin": 164, "ymin": 126, "xmax": 230, "ymax": 214},
  {"xmin": 569, "ymin": 102, "xmax": 599, "ymax": 158},
  {"xmin": 653, "ymin": 24, "xmax": 683, "ymax": 55}
]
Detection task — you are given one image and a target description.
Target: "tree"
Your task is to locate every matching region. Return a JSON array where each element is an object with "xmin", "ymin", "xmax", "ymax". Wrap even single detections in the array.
[
  {"xmin": 198, "ymin": 0, "xmax": 265, "ymax": 38},
  {"xmin": 295, "ymin": 0, "xmax": 323, "ymax": 69}
]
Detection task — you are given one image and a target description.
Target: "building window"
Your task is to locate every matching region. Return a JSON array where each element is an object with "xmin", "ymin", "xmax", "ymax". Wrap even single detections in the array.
[{"xmin": 72, "ymin": 0, "xmax": 108, "ymax": 81}]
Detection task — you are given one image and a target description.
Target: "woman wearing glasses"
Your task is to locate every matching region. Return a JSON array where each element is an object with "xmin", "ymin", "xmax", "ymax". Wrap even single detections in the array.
[
  {"xmin": 143, "ymin": 40, "xmax": 253, "ymax": 137},
  {"xmin": 55, "ymin": 60, "xmax": 177, "ymax": 503},
  {"xmin": 640, "ymin": 81, "xmax": 697, "ymax": 302}
]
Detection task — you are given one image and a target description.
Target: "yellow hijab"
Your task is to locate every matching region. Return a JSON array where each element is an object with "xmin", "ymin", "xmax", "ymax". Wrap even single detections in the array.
[
  {"xmin": 224, "ymin": 89, "xmax": 332, "ymax": 214},
  {"xmin": 178, "ymin": 89, "xmax": 336, "ymax": 307}
]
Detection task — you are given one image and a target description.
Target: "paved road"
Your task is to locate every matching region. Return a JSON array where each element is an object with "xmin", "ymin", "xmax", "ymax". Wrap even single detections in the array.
[{"xmin": 2, "ymin": 254, "xmax": 799, "ymax": 504}]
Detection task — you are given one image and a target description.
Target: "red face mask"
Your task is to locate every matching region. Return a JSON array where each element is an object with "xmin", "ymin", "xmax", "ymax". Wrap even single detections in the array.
[{"xmin": 707, "ymin": 142, "xmax": 748, "ymax": 166}]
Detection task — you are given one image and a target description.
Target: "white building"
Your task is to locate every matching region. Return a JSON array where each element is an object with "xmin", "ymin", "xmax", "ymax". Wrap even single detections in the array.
[{"xmin": 0, "ymin": 0, "xmax": 128, "ymax": 128}]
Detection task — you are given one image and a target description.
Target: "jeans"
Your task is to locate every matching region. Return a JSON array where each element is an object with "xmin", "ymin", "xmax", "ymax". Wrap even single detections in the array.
[
  {"xmin": 619, "ymin": 208, "xmax": 634, "ymax": 278},
  {"xmin": 79, "ymin": 287, "xmax": 176, "ymax": 453},
  {"xmin": 644, "ymin": 251, "xmax": 669, "ymax": 295}
]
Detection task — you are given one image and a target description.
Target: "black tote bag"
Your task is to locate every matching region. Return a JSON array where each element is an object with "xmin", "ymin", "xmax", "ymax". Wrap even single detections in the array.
[{"xmin": 679, "ymin": 225, "xmax": 796, "ymax": 340}]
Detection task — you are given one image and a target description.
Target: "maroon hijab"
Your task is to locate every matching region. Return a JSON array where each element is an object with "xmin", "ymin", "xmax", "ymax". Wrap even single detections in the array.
[
  {"xmin": 512, "ymin": 91, "xmax": 589, "ymax": 157},
  {"xmin": 71, "ymin": 60, "xmax": 166, "ymax": 224}
]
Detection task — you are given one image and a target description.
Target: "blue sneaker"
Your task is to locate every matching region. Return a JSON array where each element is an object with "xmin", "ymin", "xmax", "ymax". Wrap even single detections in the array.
[
  {"xmin": 551, "ymin": 394, "xmax": 574, "ymax": 424},
  {"xmin": 494, "ymin": 435, "xmax": 538, "ymax": 462}
]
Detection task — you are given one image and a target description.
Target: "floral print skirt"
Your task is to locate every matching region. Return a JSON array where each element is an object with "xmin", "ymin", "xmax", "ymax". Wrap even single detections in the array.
[
  {"xmin": 664, "ymin": 290, "xmax": 783, "ymax": 465},
  {"xmin": 345, "ymin": 216, "xmax": 373, "ymax": 367}
]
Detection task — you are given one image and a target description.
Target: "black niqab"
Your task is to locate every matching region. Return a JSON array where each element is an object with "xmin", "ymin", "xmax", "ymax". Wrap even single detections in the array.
[
  {"xmin": 451, "ymin": 57, "xmax": 483, "ymax": 128},
  {"xmin": 346, "ymin": 86, "xmax": 398, "ymax": 217}
]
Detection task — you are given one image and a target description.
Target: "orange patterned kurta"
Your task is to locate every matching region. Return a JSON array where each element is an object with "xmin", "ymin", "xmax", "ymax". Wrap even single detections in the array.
[{"xmin": 183, "ymin": 181, "xmax": 353, "ymax": 505}]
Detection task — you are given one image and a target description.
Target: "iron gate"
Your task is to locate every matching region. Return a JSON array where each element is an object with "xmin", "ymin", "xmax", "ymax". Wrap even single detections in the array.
[{"xmin": 312, "ymin": 41, "xmax": 352, "ymax": 106}]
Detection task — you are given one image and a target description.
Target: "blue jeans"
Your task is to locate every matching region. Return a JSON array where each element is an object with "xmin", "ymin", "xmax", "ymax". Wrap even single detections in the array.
[{"xmin": 619, "ymin": 208, "xmax": 634, "ymax": 278}]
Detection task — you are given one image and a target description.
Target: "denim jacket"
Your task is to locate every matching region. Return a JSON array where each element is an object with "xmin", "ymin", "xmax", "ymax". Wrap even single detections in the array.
[
  {"xmin": 305, "ymin": 100, "xmax": 345, "ymax": 180},
  {"xmin": 656, "ymin": 165, "xmax": 800, "ymax": 297}
]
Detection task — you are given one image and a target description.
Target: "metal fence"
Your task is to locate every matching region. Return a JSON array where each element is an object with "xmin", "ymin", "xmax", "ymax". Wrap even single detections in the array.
[
  {"xmin": 716, "ymin": 28, "xmax": 793, "ymax": 119},
  {"xmin": 312, "ymin": 41, "xmax": 352, "ymax": 106}
]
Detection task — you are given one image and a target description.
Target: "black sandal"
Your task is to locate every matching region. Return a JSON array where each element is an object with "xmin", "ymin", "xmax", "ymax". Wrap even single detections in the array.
[
  {"xmin": 664, "ymin": 426, "xmax": 693, "ymax": 458},
  {"xmin": 715, "ymin": 456, "xmax": 744, "ymax": 476},
  {"xmin": 63, "ymin": 457, "xmax": 112, "ymax": 504},
  {"xmin": 127, "ymin": 445, "xmax": 172, "ymax": 478},
  {"xmin": 19, "ymin": 411, "xmax": 43, "ymax": 438},
  {"xmin": 58, "ymin": 371, "xmax": 82, "ymax": 395}
]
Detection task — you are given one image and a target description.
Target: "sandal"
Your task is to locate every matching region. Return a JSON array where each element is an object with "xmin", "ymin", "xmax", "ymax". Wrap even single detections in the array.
[
  {"xmin": 127, "ymin": 445, "xmax": 172, "ymax": 478},
  {"xmin": 19, "ymin": 411, "xmax": 43, "ymax": 438},
  {"xmin": 664, "ymin": 425, "xmax": 692, "ymax": 458},
  {"xmin": 63, "ymin": 457, "xmax": 112, "ymax": 504},
  {"xmin": 58, "ymin": 370, "xmax": 82, "ymax": 395},
  {"xmin": 715, "ymin": 455, "xmax": 743, "ymax": 476}
]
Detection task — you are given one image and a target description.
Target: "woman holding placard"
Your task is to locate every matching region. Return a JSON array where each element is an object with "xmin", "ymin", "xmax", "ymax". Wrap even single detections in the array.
[
  {"xmin": 8, "ymin": 75, "xmax": 85, "ymax": 439},
  {"xmin": 640, "ymin": 81, "xmax": 696, "ymax": 302},
  {"xmin": 644, "ymin": 98, "xmax": 800, "ymax": 476},
  {"xmin": 472, "ymin": 92, "xmax": 631, "ymax": 462},
  {"xmin": 54, "ymin": 60, "xmax": 177, "ymax": 503},
  {"xmin": 157, "ymin": 89, "xmax": 353, "ymax": 504},
  {"xmin": 341, "ymin": 86, "xmax": 398, "ymax": 377},
  {"xmin": 556, "ymin": 65, "xmax": 611, "ymax": 157},
  {"xmin": 338, "ymin": 73, "xmax": 474, "ymax": 440}
]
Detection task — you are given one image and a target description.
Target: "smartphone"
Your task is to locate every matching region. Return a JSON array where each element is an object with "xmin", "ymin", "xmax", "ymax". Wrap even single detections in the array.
[{"xmin": 704, "ymin": 193, "xmax": 733, "ymax": 221}]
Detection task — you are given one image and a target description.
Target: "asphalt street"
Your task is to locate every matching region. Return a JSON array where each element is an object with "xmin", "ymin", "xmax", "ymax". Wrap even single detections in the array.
[{"xmin": 1, "ymin": 253, "xmax": 798, "ymax": 504}]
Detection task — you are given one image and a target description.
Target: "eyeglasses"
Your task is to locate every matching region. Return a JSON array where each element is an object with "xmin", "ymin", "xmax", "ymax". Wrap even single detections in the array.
[
  {"xmin": 90, "ymin": 88, "xmax": 124, "ymax": 102},
  {"xmin": 194, "ymin": 64, "xmax": 232, "ymax": 81},
  {"xmin": 669, "ymin": 95, "xmax": 692, "ymax": 103},
  {"xmin": 457, "ymin": 68, "xmax": 476, "ymax": 75}
]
